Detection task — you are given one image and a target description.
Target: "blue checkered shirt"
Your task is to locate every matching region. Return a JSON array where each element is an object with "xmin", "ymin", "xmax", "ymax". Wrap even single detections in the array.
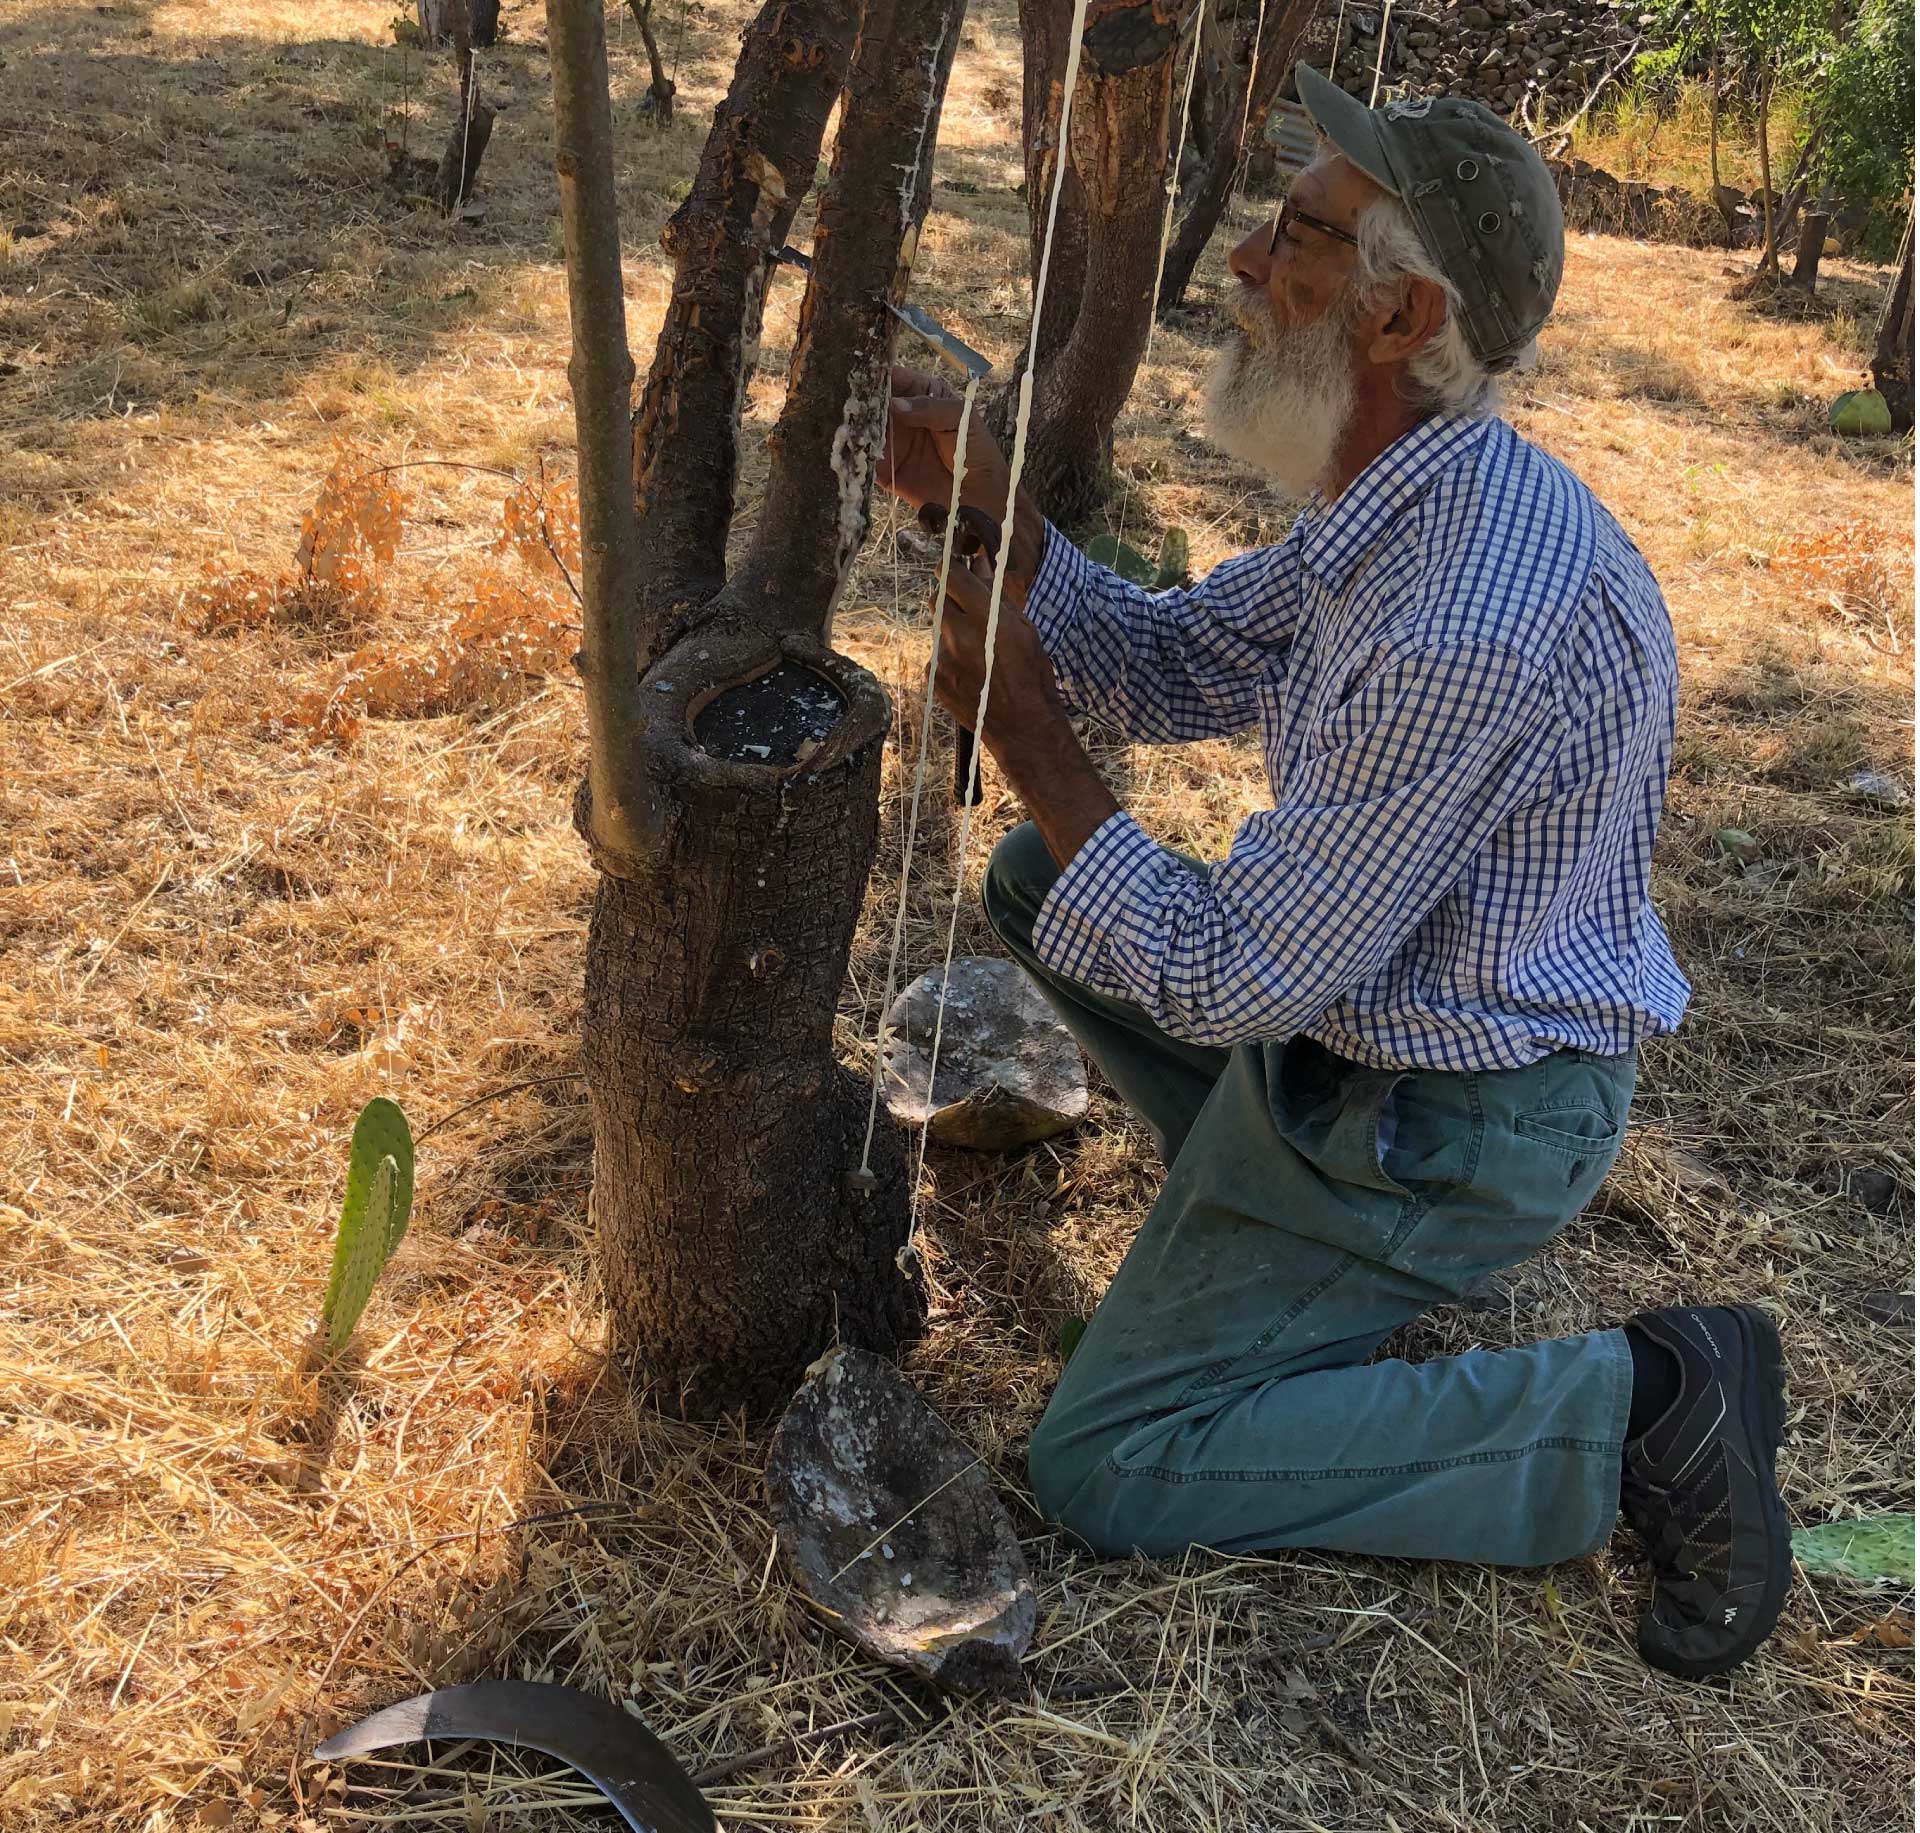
[{"xmin": 1024, "ymin": 411, "xmax": 1691, "ymax": 1071}]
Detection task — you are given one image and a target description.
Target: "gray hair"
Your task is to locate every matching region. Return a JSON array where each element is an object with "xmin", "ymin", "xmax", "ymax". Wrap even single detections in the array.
[{"xmin": 1347, "ymin": 194, "xmax": 1532, "ymax": 417}]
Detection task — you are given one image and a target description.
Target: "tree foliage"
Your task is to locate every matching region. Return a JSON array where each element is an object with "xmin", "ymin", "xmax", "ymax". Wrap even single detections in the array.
[
  {"xmin": 1643, "ymin": 0, "xmax": 1912, "ymax": 266},
  {"xmin": 1816, "ymin": 0, "xmax": 1914, "ymax": 258}
]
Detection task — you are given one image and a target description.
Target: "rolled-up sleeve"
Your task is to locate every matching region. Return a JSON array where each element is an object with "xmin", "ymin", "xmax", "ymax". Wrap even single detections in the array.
[
  {"xmin": 1031, "ymin": 640, "xmax": 1564, "ymax": 1046},
  {"xmin": 1023, "ymin": 521, "xmax": 1306, "ymax": 744}
]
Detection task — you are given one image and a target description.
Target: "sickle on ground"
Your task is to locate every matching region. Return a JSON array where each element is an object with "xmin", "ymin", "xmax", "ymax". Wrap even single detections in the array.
[{"xmin": 313, "ymin": 1679, "xmax": 715, "ymax": 1833}]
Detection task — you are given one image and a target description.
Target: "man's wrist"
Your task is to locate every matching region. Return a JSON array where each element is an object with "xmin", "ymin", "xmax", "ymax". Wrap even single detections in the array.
[
  {"xmin": 1010, "ymin": 491, "xmax": 1046, "ymax": 598},
  {"xmin": 989, "ymin": 697, "xmax": 1120, "ymax": 871}
]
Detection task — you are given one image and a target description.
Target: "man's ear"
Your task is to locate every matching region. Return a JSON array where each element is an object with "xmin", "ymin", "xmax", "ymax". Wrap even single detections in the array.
[{"xmin": 1361, "ymin": 273, "xmax": 1449, "ymax": 368}]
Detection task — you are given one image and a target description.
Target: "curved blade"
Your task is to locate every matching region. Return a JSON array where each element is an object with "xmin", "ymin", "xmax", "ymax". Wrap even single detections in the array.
[{"xmin": 314, "ymin": 1680, "xmax": 714, "ymax": 1833}]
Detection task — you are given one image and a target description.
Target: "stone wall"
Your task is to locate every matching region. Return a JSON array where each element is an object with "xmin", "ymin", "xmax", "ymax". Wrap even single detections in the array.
[{"xmin": 1294, "ymin": 0, "xmax": 1653, "ymax": 126}]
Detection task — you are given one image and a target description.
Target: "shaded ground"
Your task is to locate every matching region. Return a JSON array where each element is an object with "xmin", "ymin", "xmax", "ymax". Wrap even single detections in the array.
[{"xmin": 2, "ymin": 2, "xmax": 1912, "ymax": 1830}]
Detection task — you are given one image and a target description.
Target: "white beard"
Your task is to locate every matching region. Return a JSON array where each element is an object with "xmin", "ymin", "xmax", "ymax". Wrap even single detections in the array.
[{"xmin": 1202, "ymin": 292, "xmax": 1358, "ymax": 498}]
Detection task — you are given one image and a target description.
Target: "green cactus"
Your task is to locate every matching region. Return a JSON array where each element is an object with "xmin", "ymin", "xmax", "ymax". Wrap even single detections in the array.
[
  {"xmin": 1792, "ymin": 1514, "xmax": 1915, "ymax": 1586},
  {"xmin": 320, "ymin": 1097, "xmax": 416, "ymax": 1353},
  {"xmin": 1086, "ymin": 526, "xmax": 1193, "ymax": 592},
  {"xmin": 1153, "ymin": 527, "xmax": 1191, "ymax": 591},
  {"xmin": 1085, "ymin": 533, "xmax": 1155, "ymax": 586}
]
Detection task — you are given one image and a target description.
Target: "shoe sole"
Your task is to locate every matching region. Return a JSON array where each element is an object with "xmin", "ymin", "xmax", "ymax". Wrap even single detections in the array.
[{"xmin": 1640, "ymin": 1305, "xmax": 1792, "ymax": 1681}]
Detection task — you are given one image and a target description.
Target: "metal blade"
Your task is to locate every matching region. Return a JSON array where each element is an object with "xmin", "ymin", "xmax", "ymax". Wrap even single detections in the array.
[
  {"xmin": 887, "ymin": 301, "xmax": 992, "ymax": 381},
  {"xmin": 313, "ymin": 1681, "xmax": 714, "ymax": 1833},
  {"xmin": 772, "ymin": 245, "xmax": 990, "ymax": 380}
]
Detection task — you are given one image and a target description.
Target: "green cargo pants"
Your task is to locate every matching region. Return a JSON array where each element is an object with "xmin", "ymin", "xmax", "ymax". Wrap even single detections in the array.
[{"xmin": 984, "ymin": 822, "xmax": 1638, "ymax": 1567}]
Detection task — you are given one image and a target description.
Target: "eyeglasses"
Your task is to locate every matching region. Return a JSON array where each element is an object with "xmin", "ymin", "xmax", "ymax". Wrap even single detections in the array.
[{"xmin": 1267, "ymin": 197, "xmax": 1360, "ymax": 257}]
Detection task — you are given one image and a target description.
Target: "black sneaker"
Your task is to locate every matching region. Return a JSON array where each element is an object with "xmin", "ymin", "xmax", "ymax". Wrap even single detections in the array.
[{"xmin": 1620, "ymin": 1305, "xmax": 1791, "ymax": 1680}]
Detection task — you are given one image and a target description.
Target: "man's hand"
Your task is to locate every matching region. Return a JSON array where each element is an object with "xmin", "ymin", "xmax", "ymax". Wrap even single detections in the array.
[
  {"xmin": 937, "ymin": 553, "xmax": 1118, "ymax": 871},
  {"xmin": 881, "ymin": 366, "xmax": 1046, "ymax": 601}
]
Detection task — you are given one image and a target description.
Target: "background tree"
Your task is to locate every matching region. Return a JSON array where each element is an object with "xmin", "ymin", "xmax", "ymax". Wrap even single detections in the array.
[
  {"xmin": 1646, "ymin": 0, "xmax": 1904, "ymax": 279},
  {"xmin": 1155, "ymin": 0, "xmax": 1320, "ymax": 316},
  {"xmin": 545, "ymin": 0, "xmax": 966, "ymax": 1416},
  {"xmin": 1810, "ymin": 0, "xmax": 1914, "ymax": 262},
  {"xmin": 393, "ymin": 0, "xmax": 497, "ymax": 211},
  {"xmin": 1001, "ymin": 0, "xmax": 1320, "ymax": 523},
  {"xmin": 998, "ymin": 0, "xmax": 1196, "ymax": 522},
  {"xmin": 1870, "ymin": 210, "xmax": 1914, "ymax": 429}
]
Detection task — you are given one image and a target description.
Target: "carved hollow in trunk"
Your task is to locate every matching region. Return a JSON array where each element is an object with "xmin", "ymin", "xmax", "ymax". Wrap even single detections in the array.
[{"xmin": 578, "ymin": 633, "xmax": 926, "ymax": 1418}]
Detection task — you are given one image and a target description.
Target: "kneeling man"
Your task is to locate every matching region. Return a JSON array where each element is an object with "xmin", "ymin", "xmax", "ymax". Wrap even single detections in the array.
[{"xmin": 880, "ymin": 70, "xmax": 1789, "ymax": 1680}]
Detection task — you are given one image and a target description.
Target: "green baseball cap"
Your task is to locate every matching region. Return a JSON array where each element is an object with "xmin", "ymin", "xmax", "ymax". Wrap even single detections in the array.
[{"xmin": 1294, "ymin": 64, "xmax": 1564, "ymax": 373}]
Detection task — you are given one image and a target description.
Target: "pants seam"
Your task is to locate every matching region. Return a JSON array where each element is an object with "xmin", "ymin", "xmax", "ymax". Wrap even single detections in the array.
[
  {"xmin": 1106, "ymin": 1433, "xmax": 1626, "ymax": 1487},
  {"xmin": 1173, "ymin": 1245, "xmax": 1364, "ymax": 1406}
]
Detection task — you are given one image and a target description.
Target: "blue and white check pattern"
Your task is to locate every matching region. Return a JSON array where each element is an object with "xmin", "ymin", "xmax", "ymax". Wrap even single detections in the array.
[{"xmin": 1024, "ymin": 411, "xmax": 1691, "ymax": 1071}]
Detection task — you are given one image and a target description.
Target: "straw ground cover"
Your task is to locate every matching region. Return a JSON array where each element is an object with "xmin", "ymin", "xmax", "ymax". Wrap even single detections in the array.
[{"xmin": 2, "ymin": 1, "xmax": 1912, "ymax": 1827}]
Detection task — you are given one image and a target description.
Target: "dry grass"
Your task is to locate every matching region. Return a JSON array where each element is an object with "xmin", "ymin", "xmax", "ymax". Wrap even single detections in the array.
[
  {"xmin": 1570, "ymin": 79, "xmax": 1817, "ymax": 201},
  {"xmin": 2, "ymin": 2, "xmax": 1913, "ymax": 1830}
]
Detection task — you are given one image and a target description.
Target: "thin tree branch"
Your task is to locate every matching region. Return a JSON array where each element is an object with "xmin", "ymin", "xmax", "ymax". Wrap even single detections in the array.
[
  {"xmin": 547, "ymin": 0, "xmax": 652, "ymax": 868},
  {"xmin": 624, "ymin": 0, "xmax": 678, "ymax": 115}
]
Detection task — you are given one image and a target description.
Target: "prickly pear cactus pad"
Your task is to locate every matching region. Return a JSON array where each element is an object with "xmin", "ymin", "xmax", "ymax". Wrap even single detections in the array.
[
  {"xmin": 1792, "ymin": 1514, "xmax": 1916, "ymax": 1587},
  {"xmin": 320, "ymin": 1097, "xmax": 415, "ymax": 1352}
]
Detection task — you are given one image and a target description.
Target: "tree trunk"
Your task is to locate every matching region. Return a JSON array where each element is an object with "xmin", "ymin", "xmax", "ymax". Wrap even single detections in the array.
[
  {"xmin": 548, "ymin": 0, "xmax": 968, "ymax": 1417},
  {"xmin": 1016, "ymin": 0, "xmax": 1091, "ymax": 376},
  {"xmin": 1871, "ymin": 215, "xmax": 1915, "ymax": 434},
  {"xmin": 579, "ymin": 634, "xmax": 920, "ymax": 1416},
  {"xmin": 625, "ymin": 0, "xmax": 678, "ymax": 119},
  {"xmin": 1003, "ymin": 0, "xmax": 1205, "ymax": 522},
  {"xmin": 1708, "ymin": 50, "xmax": 1720, "ymax": 195},
  {"xmin": 1156, "ymin": 0, "xmax": 1318, "ymax": 316},
  {"xmin": 1791, "ymin": 209, "xmax": 1828, "ymax": 290},
  {"xmin": 629, "ymin": 0, "xmax": 858, "ymax": 657},
  {"xmin": 1756, "ymin": 70, "xmax": 1777, "ymax": 279},
  {"xmin": 426, "ymin": 0, "xmax": 494, "ymax": 212}
]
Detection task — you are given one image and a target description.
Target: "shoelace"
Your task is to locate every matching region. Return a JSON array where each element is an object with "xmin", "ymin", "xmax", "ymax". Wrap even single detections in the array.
[{"xmin": 1625, "ymin": 1466, "xmax": 1721, "ymax": 1590}]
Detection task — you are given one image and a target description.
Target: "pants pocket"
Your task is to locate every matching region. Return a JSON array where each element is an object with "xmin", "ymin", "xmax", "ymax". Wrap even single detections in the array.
[
  {"xmin": 1268, "ymin": 1039, "xmax": 1409, "ymax": 1195},
  {"xmin": 1512, "ymin": 1056, "xmax": 1631, "ymax": 1190}
]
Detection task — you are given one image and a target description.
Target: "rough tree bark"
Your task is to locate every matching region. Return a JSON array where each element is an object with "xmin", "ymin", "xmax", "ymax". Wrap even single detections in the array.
[
  {"xmin": 548, "ymin": 0, "xmax": 967, "ymax": 1417},
  {"xmin": 994, "ymin": 0, "xmax": 1204, "ymax": 524},
  {"xmin": 1791, "ymin": 208, "xmax": 1829, "ymax": 290},
  {"xmin": 625, "ymin": 0, "xmax": 679, "ymax": 119},
  {"xmin": 1156, "ymin": 0, "xmax": 1319, "ymax": 316},
  {"xmin": 1871, "ymin": 214, "xmax": 1915, "ymax": 434}
]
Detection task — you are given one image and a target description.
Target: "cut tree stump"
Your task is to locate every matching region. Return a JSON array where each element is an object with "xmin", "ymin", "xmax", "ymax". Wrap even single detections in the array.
[
  {"xmin": 1792, "ymin": 210, "xmax": 1830, "ymax": 291},
  {"xmin": 881, "ymin": 956, "xmax": 1088, "ymax": 1150},
  {"xmin": 766, "ymin": 1347, "xmax": 1035, "ymax": 1692}
]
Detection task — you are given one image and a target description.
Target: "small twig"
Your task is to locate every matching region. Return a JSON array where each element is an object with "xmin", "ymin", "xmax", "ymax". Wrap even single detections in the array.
[
  {"xmin": 0, "ymin": 642, "xmax": 107, "ymax": 699},
  {"xmin": 534, "ymin": 456, "xmax": 584, "ymax": 606},
  {"xmin": 1308, "ymin": 1704, "xmax": 1373, "ymax": 1770},
  {"xmin": 688, "ymin": 1707, "xmax": 903, "ymax": 1789},
  {"xmin": 75, "ymin": 869, "xmax": 171, "ymax": 997},
  {"xmin": 415, "ymin": 1071, "xmax": 586, "ymax": 1141},
  {"xmin": 355, "ymin": 459, "xmax": 523, "ymax": 484},
  {"xmin": 1532, "ymin": 35, "xmax": 1642, "ymax": 155}
]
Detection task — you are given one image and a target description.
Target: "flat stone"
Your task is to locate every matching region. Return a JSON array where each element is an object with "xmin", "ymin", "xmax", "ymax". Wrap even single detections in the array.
[
  {"xmin": 1860, "ymin": 1289, "xmax": 1915, "ymax": 1329},
  {"xmin": 881, "ymin": 956, "xmax": 1087, "ymax": 1151},
  {"xmin": 1847, "ymin": 1166, "xmax": 1904, "ymax": 1214},
  {"xmin": 766, "ymin": 1347, "xmax": 1035, "ymax": 1693},
  {"xmin": 1845, "ymin": 768, "xmax": 1910, "ymax": 809}
]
